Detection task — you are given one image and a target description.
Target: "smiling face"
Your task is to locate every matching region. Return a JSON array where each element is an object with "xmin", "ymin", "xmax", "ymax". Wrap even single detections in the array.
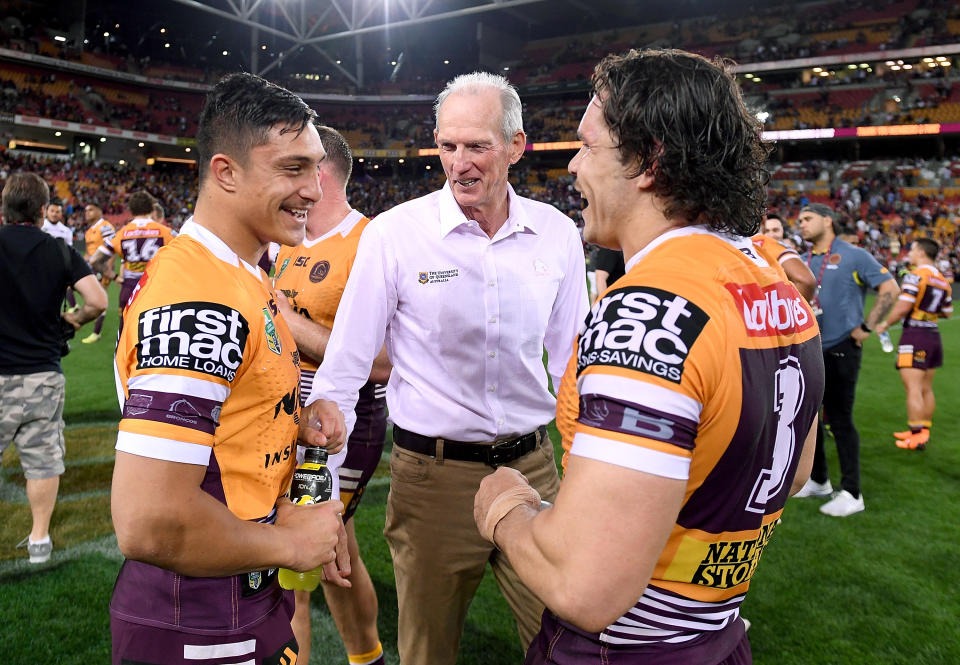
[
  {"xmin": 762, "ymin": 216, "xmax": 784, "ymax": 240},
  {"xmin": 568, "ymin": 95, "xmax": 636, "ymax": 249},
  {"xmin": 434, "ymin": 88, "xmax": 524, "ymax": 223},
  {"xmin": 233, "ymin": 123, "xmax": 325, "ymax": 249},
  {"xmin": 46, "ymin": 204, "xmax": 62, "ymax": 223}
]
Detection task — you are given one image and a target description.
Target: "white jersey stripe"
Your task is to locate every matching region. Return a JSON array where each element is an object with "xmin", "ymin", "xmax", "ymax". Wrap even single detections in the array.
[
  {"xmin": 127, "ymin": 373, "xmax": 230, "ymax": 402},
  {"xmin": 183, "ymin": 638, "xmax": 255, "ymax": 659},
  {"xmin": 116, "ymin": 431, "xmax": 211, "ymax": 466},
  {"xmin": 570, "ymin": 432, "xmax": 690, "ymax": 479},
  {"xmin": 578, "ymin": 373, "xmax": 702, "ymax": 422}
]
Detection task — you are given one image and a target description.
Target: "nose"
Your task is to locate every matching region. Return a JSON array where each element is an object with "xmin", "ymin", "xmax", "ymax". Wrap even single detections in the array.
[
  {"xmin": 568, "ymin": 145, "xmax": 585, "ymax": 175},
  {"xmin": 302, "ymin": 169, "xmax": 322, "ymax": 203},
  {"xmin": 451, "ymin": 147, "xmax": 472, "ymax": 173}
]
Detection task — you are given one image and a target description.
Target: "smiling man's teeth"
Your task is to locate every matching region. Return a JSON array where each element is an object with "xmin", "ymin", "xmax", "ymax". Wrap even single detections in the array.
[
  {"xmin": 457, "ymin": 179, "xmax": 478, "ymax": 186},
  {"xmin": 286, "ymin": 208, "xmax": 308, "ymax": 221}
]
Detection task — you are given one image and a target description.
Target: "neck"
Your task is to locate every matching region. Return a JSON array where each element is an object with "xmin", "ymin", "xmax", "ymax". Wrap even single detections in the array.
[
  {"xmin": 813, "ymin": 231, "xmax": 835, "ymax": 253},
  {"xmin": 306, "ymin": 199, "xmax": 352, "ymax": 241},
  {"xmin": 618, "ymin": 196, "xmax": 688, "ymax": 263},
  {"xmin": 458, "ymin": 188, "xmax": 510, "ymax": 239},
  {"xmin": 193, "ymin": 191, "xmax": 261, "ymax": 266}
]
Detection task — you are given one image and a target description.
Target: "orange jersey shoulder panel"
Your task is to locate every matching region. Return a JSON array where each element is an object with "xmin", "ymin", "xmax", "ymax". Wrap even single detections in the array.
[{"xmin": 110, "ymin": 219, "xmax": 176, "ymax": 276}]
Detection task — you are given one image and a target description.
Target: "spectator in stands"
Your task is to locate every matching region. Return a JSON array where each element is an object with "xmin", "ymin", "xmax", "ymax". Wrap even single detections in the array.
[
  {"xmin": 0, "ymin": 172, "xmax": 107, "ymax": 564},
  {"xmin": 795, "ymin": 202, "xmax": 900, "ymax": 516}
]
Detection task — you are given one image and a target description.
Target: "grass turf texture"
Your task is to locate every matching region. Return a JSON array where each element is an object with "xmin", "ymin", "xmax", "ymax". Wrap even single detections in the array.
[{"xmin": 2, "ymin": 285, "xmax": 958, "ymax": 663}]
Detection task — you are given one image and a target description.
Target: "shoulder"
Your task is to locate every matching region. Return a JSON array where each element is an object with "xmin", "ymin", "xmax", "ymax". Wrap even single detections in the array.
[{"xmin": 373, "ymin": 191, "xmax": 441, "ymax": 227}]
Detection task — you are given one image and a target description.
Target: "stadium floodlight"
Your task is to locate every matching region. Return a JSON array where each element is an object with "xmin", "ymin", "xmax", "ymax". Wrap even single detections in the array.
[
  {"xmin": 860, "ymin": 63, "xmax": 869, "ymax": 68},
  {"xmin": 756, "ymin": 111, "xmax": 770, "ymax": 123},
  {"xmin": 54, "ymin": 35, "xmax": 67, "ymax": 42},
  {"xmin": 185, "ymin": 147, "xmax": 191, "ymax": 153},
  {"xmin": 160, "ymin": 28, "xmax": 166, "ymax": 33},
  {"xmin": 923, "ymin": 57, "xmax": 934, "ymax": 63},
  {"xmin": 374, "ymin": 164, "xmax": 379, "ymax": 169},
  {"xmin": 103, "ymin": 31, "xmax": 110, "ymax": 37},
  {"xmin": 115, "ymin": 24, "xmax": 119, "ymax": 28},
  {"xmin": 358, "ymin": 158, "xmax": 364, "ymax": 163},
  {"xmin": 903, "ymin": 64, "xmax": 912, "ymax": 70},
  {"xmin": 443, "ymin": 59, "xmax": 450, "ymax": 64},
  {"xmin": 425, "ymin": 165, "xmax": 431, "ymax": 170},
  {"xmin": 55, "ymin": 131, "xmax": 62, "ymax": 137},
  {"xmin": 398, "ymin": 158, "xmax": 405, "ymax": 164},
  {"xmin": 222, "ymin": 50, "xmax": 229, "ymax": 56},
  {"xmin": 848, "ymin": 64, "xmax": 857, "ymax": 69},
  {"xmin": 943, "ymin": 61, "xmax": 952, "ymax": 67},
  {"xmin": 119, "ymin": 160, "xmax": 125, "ymax": 165},
  {"xmin": 164, "ymin": 43, "xmax": 170, "ymax": 48},
  {"xmin": 744, "ymin": 73, "xmax": 754, "ymax": 78},
  {"xmin": 890, "ymin": 65, "xmax": 901, "ymax": 71},
  {"xmin": 812, "ymin": 67, "xmax": 822, "ymax": 73},
  {"xmin": 79, "ymin": 141, "xmax": 86, "ymax": 147},
  {"xmin": 885, "ymin": 60, "xmax": 895, "ymax": 66},
  {"xmin": 100, "ymin": 137, "xmax": 106, "ymax": 143},
  {"xmin": 936, "ymin": 56, "xmax": 947, "ymax": 62},
  {"xmin": 753, "ymin": 78, "xmax": 762, "ymax": 83},
  {"xmin": 503, "ymin": 67, "xmax": 509, "ymax": 71},
  {"xmin": 138, "ymin": 142, "xmax": 145, "ymax": 147},
  {"xmin": 336, "ymin": 60, "xmax": 341, "ymax": 64}
]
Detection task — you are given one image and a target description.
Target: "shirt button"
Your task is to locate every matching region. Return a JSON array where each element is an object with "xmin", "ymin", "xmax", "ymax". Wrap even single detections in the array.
[
  {"xmin": 488, "ymin": 385, "xmax": 496, "ymax": 392},
  {"xmin": 498, "ymin": 418, "xmax": 504, "ymax": 425},
  {"xmin": 488, "ymin": 281, "xmax": 495, "ymax": 287},
  {"xmin": 488, "ymin": 351, "xmax": 496, "ymax": 358},
  {"xmin": 489, "ymin": 316, "xmax": 496, "ymax": 323}
]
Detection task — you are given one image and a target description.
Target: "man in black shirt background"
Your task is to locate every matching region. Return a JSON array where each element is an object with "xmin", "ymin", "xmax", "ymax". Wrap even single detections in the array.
[
  {"xmin": 0, "ymin": 172, "xmax": 107, "ymax": 564},
  {"xmin": 592, "ymin": 245, "xmax": 625, "ymax": 299}
]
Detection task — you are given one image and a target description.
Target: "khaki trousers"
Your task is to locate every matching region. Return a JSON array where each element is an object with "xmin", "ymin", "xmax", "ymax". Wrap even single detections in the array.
[{"xmin": 385, "ymin": 431, "xmax": 560, "ymax": 665}]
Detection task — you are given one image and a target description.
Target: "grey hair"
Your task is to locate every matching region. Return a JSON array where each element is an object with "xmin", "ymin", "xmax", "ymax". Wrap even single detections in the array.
[{"xmin": 434, "ymin": 71, "xmax": 523, "ymax": 143}]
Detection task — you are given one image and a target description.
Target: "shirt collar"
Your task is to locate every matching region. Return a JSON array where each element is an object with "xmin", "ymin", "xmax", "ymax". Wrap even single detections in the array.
[
  {"xmin": 624, "ymin": 224, "xmax": 722, "ymax": 272},
  {"xmin": 304, "ymin": 208, "xmax": 364, "ymax": 247},
  {"xmin": 179, "ymin": 217, "xmax": 261, "ymax": 279},
  {"xmin": 437, "ymin": 181, "xmax": 537, "ymax": 238}
]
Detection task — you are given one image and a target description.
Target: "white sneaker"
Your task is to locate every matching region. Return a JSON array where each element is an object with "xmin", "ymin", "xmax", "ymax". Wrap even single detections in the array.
[
  {"xmin": 819, "ymin": 490, "xmax": 865, "ymax": 517},
  {"xmin": 793, "ymin": 478, "xmax": 833, "ymax": 498}
]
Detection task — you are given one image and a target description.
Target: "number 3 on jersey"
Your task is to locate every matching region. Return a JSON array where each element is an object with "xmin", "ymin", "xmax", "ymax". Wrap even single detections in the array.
[
  {"xmin": 121, "ymin": 237, "xmax": 162, "ymax": 262},
  {"xmin": 746, "ymin": 355, "xmax": 805, "ymax": 513}
]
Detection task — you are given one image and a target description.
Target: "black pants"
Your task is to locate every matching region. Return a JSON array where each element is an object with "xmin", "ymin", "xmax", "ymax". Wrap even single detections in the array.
[{"xmin": 811, "ymin": 337, "xmax": 862, "ymax": 497}]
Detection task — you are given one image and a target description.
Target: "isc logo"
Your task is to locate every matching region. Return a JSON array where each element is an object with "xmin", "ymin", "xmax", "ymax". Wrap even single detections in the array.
[
  {"xmin": 578, "ymin": 286, "xmax": 709, "ymax": 383},
  {"xmin": 136, "ymin": 301, "xmax": 250, "ymax": 381}
]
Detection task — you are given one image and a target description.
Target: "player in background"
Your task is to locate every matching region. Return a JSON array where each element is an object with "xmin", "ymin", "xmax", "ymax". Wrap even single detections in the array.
[
  {"xmin": 90, "ymin": 191, "xmax": 175, "ymax": 333},
  {"xmin": 77, "ymin": 202, "xmax": 116, "ymax": 339},
  {"xmin": 751, "ymin": 233, "xmax": 816, "ymax": 301},
  {"xmin": 274, "ymin": 125, "xmax": 391, "ymax": 665},
  {"xmin": 876, "ymin": 238, "xmax": 953, "ymax": 450},
  {"xmin": 41, "ymin": 202, "xmax": 73, "ymax": 244},
  {"xmin": 474, "ymin": 49, "xmax": 824, "ymax": 664}
]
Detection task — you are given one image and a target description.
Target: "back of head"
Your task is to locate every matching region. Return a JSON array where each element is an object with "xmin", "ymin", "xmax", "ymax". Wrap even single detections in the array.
[
  {"xmin": 434, "ymin": 71, "xmax": 523, "ymax": 143},
  {"xmin": 2, "ymin": 172, "xmax": 49, "ymax": 225},
  {"xmin": 152, "ymin": 202, "xmax": 165, "ymax": 221},
  {"xmin": 915, "ymin": 237, "xmax": 939, "ymax": 262},
  {"xmin": 590, "ymin": 48, "xmax": 771, "ymax": 235},
  {"xmin": 196, "ymin": 72, "xmax": 317, "ymax": 184},
  {"xmin": 315, "ymin": 125, "xmax": 353, "ymax": 187},
  {"xmin": 128, "ymin": 191, "xmax": 157, "ymax": 217}
]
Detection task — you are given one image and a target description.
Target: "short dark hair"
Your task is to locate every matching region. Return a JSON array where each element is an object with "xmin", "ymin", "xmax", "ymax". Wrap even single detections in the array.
[
  {"xmin": 196, "ymin": 73, "xmax": 317, "ymax": 183},
  {"xmin": 46, "ymin": 201, "xmax": 62, "ymax": 211},
  {"xmin": 590, "ymin": 49, "xmax": 771, "ymax": 236},
  {"xmin": 128, "ymin": 191, "xmax": 157, "ymax": 216},
  {"xmin": 152, "ymin": 202, "xmax": 165, "ymax": 219},
  {"xmin": 765, "ymin": 212, "xmax": 785, "ymax": 225},
  {"xmin": 315, "ymin": 125, "xmax": 353, "ymax": 185},
  {"xmin": 914, "ymin": 237, "xmax": 940, "ymax": 261},
  {"xmin": 3, "ymin": 172, "xmax": 49, "ymax": 225},
  {"xmin": 800, "ymin": 203, "xmax": 840, "ymax": 236}
]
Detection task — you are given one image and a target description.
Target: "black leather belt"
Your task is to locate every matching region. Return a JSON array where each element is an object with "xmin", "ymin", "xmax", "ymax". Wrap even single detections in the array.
[{"xmin": 393, "ymin": 425, "xmax": 545, "ymax": 466}]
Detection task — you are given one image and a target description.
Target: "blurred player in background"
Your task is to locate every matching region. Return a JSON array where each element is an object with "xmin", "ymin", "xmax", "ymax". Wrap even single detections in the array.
[
  {"xmin": 78, "ymin": 202, "xmax": 116, "ymax": 336},
  {"xmin": 90, "ymin": 191, "xmax": 175, "ymax": 335},
  {"xmin": 876, "ymin": 238, "xmax": 953, "ymax": 450},
  {"xmin": 274, "ymin": 125, "xmax": 391, "ymax": 665}
]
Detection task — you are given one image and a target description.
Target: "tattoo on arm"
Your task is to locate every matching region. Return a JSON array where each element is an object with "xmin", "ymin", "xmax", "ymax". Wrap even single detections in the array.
[{"xmin": 866, "ymin": 291, "xmax": 896, "ymax": 328}]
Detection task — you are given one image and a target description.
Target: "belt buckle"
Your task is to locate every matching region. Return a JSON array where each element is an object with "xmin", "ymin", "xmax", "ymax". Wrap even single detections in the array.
[{"xmin": 486, "ymin": 437, "xmax": 521, "ymax": 467}]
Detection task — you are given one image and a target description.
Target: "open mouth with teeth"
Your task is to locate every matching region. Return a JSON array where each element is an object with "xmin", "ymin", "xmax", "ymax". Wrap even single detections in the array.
[
  {"xmin": 283, "ymin": 207, "xmax": 309, "ymax": 222},
  {"xmin": 455, "ymin": 178, "xmax": 479, "ymax": 188}
]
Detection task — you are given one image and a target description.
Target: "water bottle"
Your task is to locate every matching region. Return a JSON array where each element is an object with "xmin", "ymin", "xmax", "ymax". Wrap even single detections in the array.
[
  {"xmin": 278, "ymin": 446, "xmax": 334, "ymax": 591},
  {"xmin": 878, "ymin": 330, "xmax": 894, "ymax": 353}
]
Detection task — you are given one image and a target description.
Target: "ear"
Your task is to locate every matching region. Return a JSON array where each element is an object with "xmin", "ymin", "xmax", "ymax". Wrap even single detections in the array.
[
  {"xmin": 634, "ymin": 166, "xmax": 656, "ymax": 191},
  {"xmin": 209, "ymin": 154, "xmax": 240, "ymax": 193},
  {"xmin": 433, "ymin": 128, "xmax": 440, "ymax": 147},
  {"xmin": 508, "ymin": 130, "xmax": 526, "ymax": 165}
]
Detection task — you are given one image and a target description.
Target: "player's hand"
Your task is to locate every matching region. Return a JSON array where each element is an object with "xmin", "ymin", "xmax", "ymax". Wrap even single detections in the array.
[
  {"xmin": 274, "ymin": 496, "xmax": 350, "ymax": 583},
  {"xmin": 299, "ymin": 399, "xmax": 347, "ymax": 454},
  {"xmin": 61, "ymin": 311, "xmax": 81, "ymax": 331},
  {"xmin": 474, "ymin": 467, "xmax": 541, "ymax": 544},
  {"xmin": 321, "ymin": 515, "xmax": 352, "ymax": 588},
  {"xmin": 274, "ymin": 291, "xmax": 294, "ymax": 316},
  {"xmin": 875, "ymin": 321, "xmax": 889, "ymax": 335}
]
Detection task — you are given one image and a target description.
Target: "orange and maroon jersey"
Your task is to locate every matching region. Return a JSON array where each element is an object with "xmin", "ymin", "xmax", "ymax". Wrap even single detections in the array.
[
  {"xmin": 751, "ymin": 233, "xmax": 800, "ymax": 267},
  {"xmin": 900, "ymin": 263, "xmax": 953, "ymax": 329},
  {"xmin": 84, "ymin": 218, "xmax": 115, "ymax": 260},
  {"xmin": 105, "ymin": 217, "xmax": 175, "ymax": 280},
  {"xmin": 557, "ymin": 227, "xmax": 824, "ymax": 649},
  {"xmin": 274, "ymin": 209, "xmax": 369, "ymax": 379},
  {"xmin": 115, "ymin": 220, "xmax": 300, "ymax": 522}
]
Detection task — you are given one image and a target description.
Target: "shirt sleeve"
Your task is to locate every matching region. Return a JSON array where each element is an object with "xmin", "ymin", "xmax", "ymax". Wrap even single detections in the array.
[
  {"xmin": 855, "ymin": 249, "xmax": 894, "ymax": 289},
  {"xmin": 68, "ymin": 245, "xmax": 94, "ymax": 285},
  {"xmin": 544, "ymin": 220, "xmax": 589, "ymax": 394},
  {"xmin": 306, "ymin": 222, "xmax": 398, "ymax": 438}
]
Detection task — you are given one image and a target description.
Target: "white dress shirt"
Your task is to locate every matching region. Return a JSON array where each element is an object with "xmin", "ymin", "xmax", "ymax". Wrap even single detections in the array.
[
  {"xmin": 307, "ymin": 182, "xmax": 588, "ymax": 442},
  {"xmin": 41, "ymin": 220, "xmax": 74, "ymax": 244}
]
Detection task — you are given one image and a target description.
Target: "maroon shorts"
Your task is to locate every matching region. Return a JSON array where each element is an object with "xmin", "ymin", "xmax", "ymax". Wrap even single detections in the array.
[
  {"xmin": 111, "ymin": 587, "xmax": 297, "ymax": 665},
  {"xmin": 119, "ymin": 277, "xmax": 140, "ymax": 311},
  {"xmin": 524, "ymin": 611, "xmax": 751, "ymax": 665},
  {"xmin": 340, "ymin": 382, "xmax": 387, "ymax": 521},
  {"xmin": 896, "ymin": 326, "xmax": 943, "ymax": 370}
]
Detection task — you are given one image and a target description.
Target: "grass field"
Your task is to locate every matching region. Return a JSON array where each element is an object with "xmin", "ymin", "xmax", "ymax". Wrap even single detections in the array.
[{"xmin": 2, "ymin": 285, "xmax": 959, "ymax": 663}]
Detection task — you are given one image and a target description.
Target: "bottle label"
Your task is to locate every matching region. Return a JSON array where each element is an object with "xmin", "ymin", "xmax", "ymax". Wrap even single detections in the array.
[{"xmin": 290, "ymin": 465, "xmax": 332, "ymax": 505}]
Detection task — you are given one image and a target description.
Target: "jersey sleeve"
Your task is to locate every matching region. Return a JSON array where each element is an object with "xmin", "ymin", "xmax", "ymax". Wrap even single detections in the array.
[
  {"xmin": 101, "ymin": 222, "xmax": 116, "ymax": 242},
  {"xmin": 854, "ymin": 249, "xmax": 894, "ymax": 289},
  {"xmin": 115, "ymin": 260, "xmax": 252, "ymax": 465},
  {"xmin": 899, "ymin": 270, "xmax": 922, "ymax": 303},
  {"xmin": 105, "ymin": 230, "xmax": 121, "ymax": 255},
  {"xmin": 568, "ymin": 280, "xmax": 719, "ymax": 481}
]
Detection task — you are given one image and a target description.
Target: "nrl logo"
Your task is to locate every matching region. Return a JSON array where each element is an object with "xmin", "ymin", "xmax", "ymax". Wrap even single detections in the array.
[
  {"xmin": 262, "ymin": 307, "xmax": 282, "ymax": 355},
  {"xmin": 248, "ymin": 571, "xmax": 262, "ymax": 590}
]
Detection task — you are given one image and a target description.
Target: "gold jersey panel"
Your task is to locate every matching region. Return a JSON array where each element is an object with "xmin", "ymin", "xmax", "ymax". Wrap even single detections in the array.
[{"xmin": 115, "ymin": 233, "xmax": 301, "ymax": 521}]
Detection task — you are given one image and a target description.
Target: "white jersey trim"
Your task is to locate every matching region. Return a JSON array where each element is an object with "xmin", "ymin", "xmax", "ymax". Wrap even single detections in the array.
[
  {"xmin": 116, "ymin": 431, "xmax": 211, "ymax": 466},
  {"xmin": 127, "ymin": 373, "xmax": 230, "ymax": 402},
  {"xmin": 578, "ymin": 373, "xmax": 702, "ymax": 423},
  {"xmin": 570, "ymin": 432, "xmax": 690, "ymax": 480},
  {"xmin": 183, "ymin": 639, "xmax": 256, "ymax": 659}
]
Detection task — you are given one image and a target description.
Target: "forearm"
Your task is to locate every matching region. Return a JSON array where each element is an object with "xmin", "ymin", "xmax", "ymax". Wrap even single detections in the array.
[
  {"xmin": 881, "ymin": 300, "xmax": 913, "ymax": 326},
  {"xmin": 864, "ymin": 282, "xmax": 899, "ymax": 328},
  {"xmin": 285, "ymin": 308, "xmax": 331, "ymax": 363}
]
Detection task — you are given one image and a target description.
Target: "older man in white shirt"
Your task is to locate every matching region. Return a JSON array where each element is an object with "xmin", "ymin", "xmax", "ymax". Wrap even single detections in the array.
[{"xmin": 308, "ymin": 72, "xmax": 588, "ymax": 665}]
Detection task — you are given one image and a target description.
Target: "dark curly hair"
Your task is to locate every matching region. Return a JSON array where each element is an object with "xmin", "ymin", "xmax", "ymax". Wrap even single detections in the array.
[{"xmin": 591, "ymin": 48, "xmax": 771, "ymax": 236}]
